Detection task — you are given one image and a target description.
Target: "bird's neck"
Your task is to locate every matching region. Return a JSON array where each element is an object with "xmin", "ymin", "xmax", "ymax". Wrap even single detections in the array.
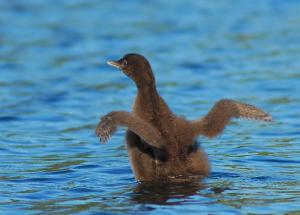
[
  {"xmin": 135, "ymin": 67, "xmax": 155, "ymax": 87},
  {"xmin": 137, "ymin": 82, "xmax": 159, "ymax": 103},
  {"xmin": 133, "ymin": 68, "xmax": 162, "ymax": 120},
  {"xmin": 135, "ymin": 79, "xmax": 161, "ymax": 119}
]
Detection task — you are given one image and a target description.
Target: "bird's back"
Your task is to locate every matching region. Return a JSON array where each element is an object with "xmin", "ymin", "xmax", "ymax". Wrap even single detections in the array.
[{"xmin": 127, "ymin": 94, "xmax": 210, "ymax": 181}]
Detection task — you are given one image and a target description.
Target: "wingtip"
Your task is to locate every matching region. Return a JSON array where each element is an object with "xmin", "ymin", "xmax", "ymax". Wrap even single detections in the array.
[
  {"xmin": 263, "ymin": 114, "xmax": 273, "ymax": 122},
  {"xmin": 95, "ymin": 129, "xmax": 108, "ymax": 144},
  {"xmin": 100, "ymin": 137, "xmax": 108, "ymax": 144}
]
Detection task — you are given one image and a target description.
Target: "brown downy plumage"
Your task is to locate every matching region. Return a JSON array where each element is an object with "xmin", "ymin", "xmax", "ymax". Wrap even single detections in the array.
[{"xmin": 96, "ymin": 53, "xmax": 272, "ymax": 182}]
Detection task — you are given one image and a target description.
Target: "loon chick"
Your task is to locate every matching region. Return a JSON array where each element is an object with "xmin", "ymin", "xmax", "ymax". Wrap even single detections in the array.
[{"xmin": 96, "ymin": 53, "xmax": 272, "ymax": 182}]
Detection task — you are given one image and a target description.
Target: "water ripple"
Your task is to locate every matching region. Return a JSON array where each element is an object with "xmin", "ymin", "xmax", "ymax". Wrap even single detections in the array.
[{"xmin": 1, "ymin": 0, "xmax": 300, "ymax": 214}]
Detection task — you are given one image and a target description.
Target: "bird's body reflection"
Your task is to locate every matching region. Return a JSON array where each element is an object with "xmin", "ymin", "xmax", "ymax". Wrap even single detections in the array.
[{"xmin": 131, "ymin": 178, "xmax": 206, "ymax": 205}]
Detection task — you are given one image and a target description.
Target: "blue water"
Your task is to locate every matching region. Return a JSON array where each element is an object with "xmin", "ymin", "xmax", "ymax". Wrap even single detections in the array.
[{"xmin": 1, "ymin": 0, "xmax": 300, "ymax": 214}]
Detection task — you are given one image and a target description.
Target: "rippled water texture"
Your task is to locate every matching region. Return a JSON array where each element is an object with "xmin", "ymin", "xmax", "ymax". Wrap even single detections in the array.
[{"xmin": 1, "ymin": 0, "xmax": 300, "ymax": 214}]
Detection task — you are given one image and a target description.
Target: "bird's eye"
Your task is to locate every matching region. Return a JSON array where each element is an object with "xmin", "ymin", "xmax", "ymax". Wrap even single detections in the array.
[{"xmin": 123, "ymin": 59, "xmax": 128, "ymax": 66}]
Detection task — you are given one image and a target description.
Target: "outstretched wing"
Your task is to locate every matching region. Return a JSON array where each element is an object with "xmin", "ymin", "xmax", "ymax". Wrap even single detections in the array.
[
  {"xmin": 96, "ymin": 111, "xmax": 166, "ymax": 148},
  {"xmin": 192, "ymin": 99, "xmax": 272, "ymax": 138}
]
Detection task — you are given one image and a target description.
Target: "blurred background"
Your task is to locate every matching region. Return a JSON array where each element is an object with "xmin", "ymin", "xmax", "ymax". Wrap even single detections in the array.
[{"xmin": 0, "ymin": 0, "xmax": 299, "ymax": 214}]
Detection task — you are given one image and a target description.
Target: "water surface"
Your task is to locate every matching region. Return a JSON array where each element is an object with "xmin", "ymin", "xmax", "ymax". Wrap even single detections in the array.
[{"xmin": 1, "ymin": 0, "xmax": 300, "ymax": 214}]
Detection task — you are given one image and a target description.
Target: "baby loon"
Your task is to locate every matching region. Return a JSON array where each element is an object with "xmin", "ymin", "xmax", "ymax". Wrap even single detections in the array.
[{"xmin": 96, "ymin": 53, "xmax": 271, "ymax": 182}]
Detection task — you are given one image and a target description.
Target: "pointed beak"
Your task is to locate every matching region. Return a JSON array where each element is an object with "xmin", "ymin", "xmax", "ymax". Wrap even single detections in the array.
[{"xmin": 107, "ymin": 60, "xmax": 122, "ymax": 69}]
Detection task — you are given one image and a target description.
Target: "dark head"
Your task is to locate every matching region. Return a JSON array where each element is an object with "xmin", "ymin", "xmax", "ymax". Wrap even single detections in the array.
[{"xmin": 107, "ymin": 53, "xmax": 155, "ymax": 88}]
